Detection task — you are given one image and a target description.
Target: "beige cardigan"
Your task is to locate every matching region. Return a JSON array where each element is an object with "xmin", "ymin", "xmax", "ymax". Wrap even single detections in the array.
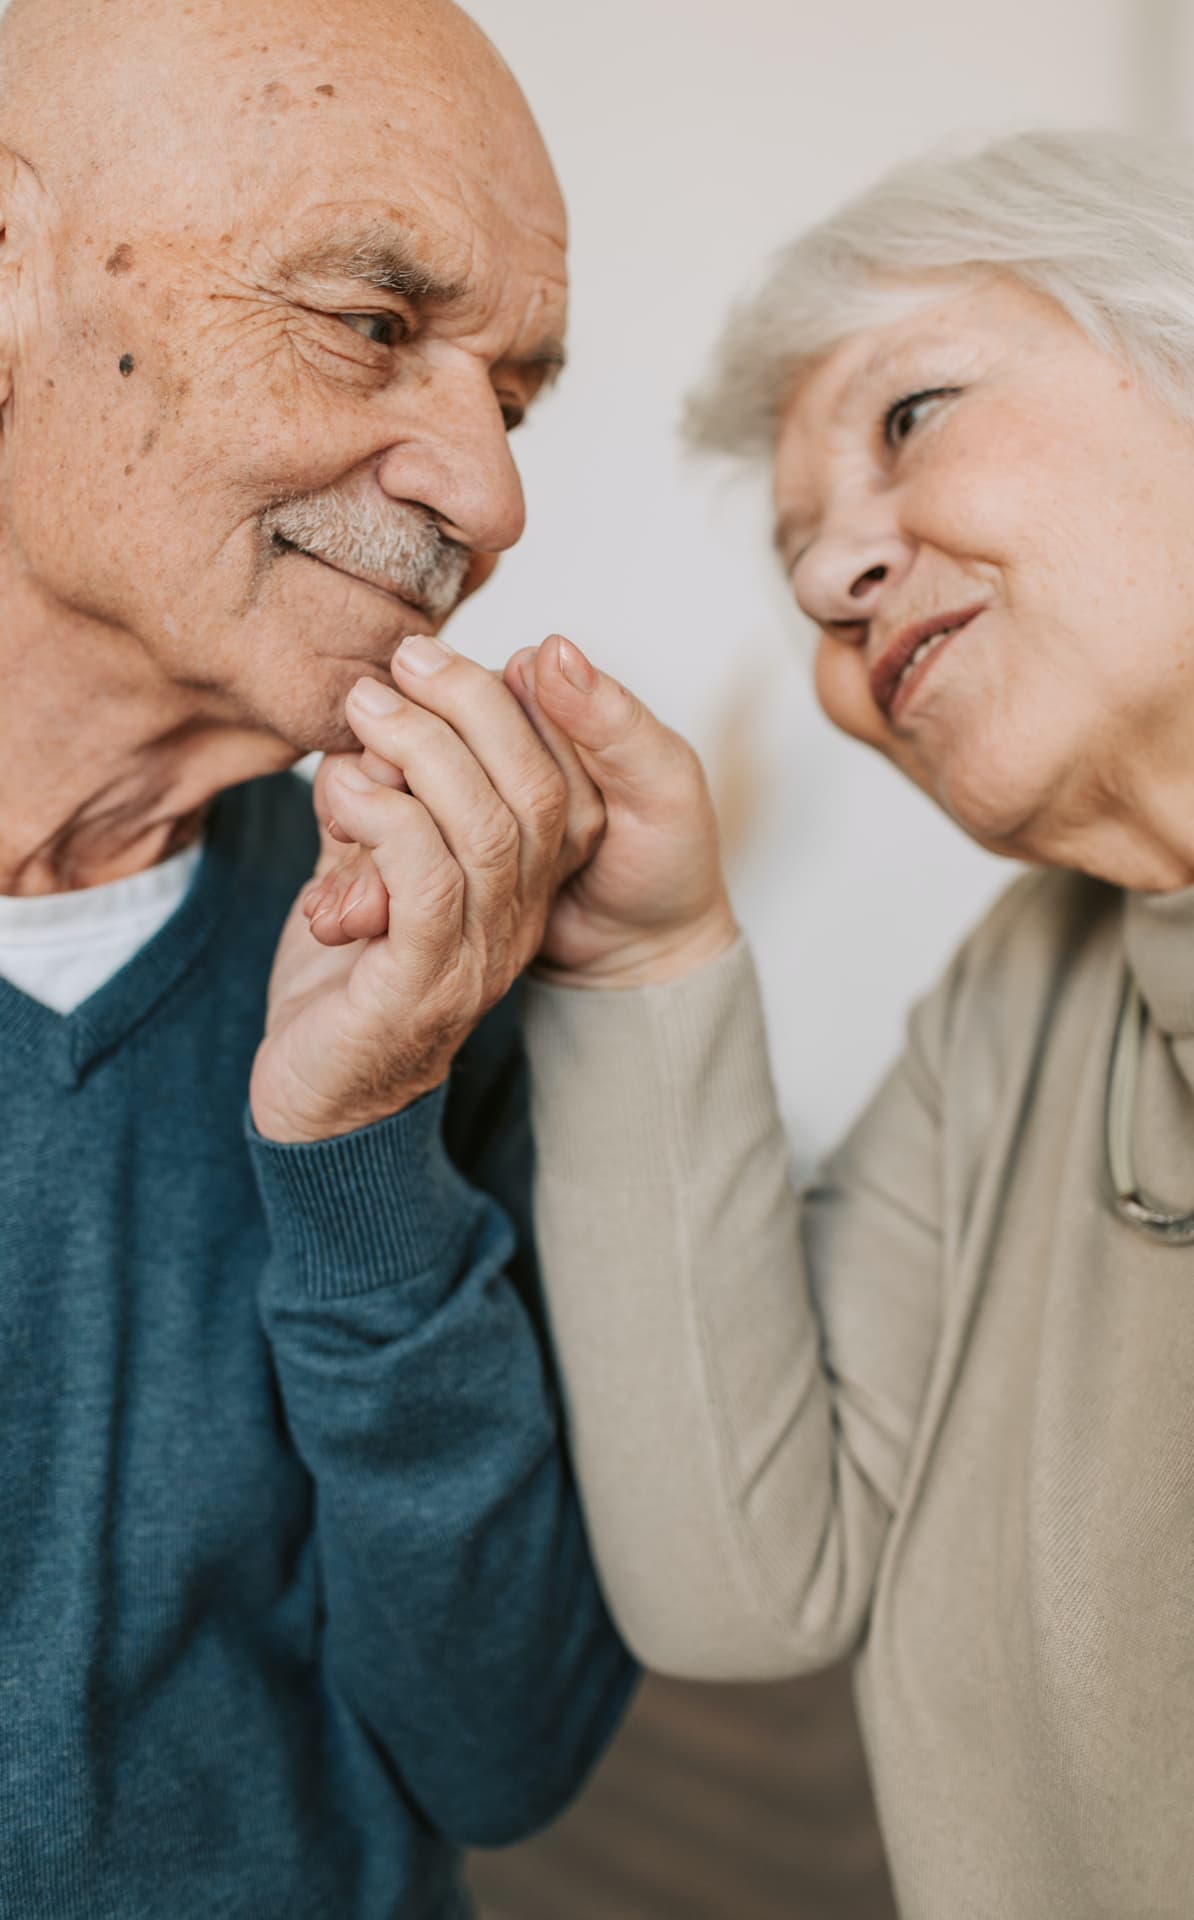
[{"xmin": 524, "ymin": 869, "xmax": 1194, "ymax": 1920}]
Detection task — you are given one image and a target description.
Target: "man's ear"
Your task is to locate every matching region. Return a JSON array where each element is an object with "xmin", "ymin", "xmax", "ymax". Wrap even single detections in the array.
[
  {"xmin": 0, "ymin": 143, "xmax": 20, "ymax": 411},
  {"xmin": 0, "ymin": 141, "xmax": 35, "ymax": 413}
]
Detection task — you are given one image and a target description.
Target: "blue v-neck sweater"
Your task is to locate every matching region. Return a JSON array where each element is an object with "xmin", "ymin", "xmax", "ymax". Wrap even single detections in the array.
[{"xmin": 0, "ymin": 772, "xmax": 634, "ymax": 1920}]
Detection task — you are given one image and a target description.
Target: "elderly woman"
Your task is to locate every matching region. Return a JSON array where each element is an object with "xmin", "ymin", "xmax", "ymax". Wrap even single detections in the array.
[{"xmin": 517, "ymin": 130, "xmax": 1194, "ymax": 1919}]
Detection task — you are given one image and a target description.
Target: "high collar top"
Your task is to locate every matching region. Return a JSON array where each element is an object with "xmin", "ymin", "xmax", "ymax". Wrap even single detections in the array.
[{"xmin": 1123, "ymin": 881, "xmax": 1194, "ymax": 1037}]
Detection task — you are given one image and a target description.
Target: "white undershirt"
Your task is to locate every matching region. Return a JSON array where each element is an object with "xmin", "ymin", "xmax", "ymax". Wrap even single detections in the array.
[{"xmin": 0, "ymin": 842, "xmax": 204, "ymax": 1014}]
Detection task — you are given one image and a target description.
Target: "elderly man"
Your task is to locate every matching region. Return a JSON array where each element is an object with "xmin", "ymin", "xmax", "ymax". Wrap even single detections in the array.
[{"xmin": 0, "ymin": 0, "xmax": 728, "ymax": 1909}]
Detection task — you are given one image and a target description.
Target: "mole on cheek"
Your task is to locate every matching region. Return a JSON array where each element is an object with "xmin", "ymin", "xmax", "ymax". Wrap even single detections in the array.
[
  {"xmin": 119, "ymin": 354, "xmax": 135, "ymax": 377},
  {"xmin": 315, "ymin": 84, "xmax": 335, "ymax": 97},
  {"xmin": 105, "ymin": 243, "xmax": 135, "ymax": 276}
]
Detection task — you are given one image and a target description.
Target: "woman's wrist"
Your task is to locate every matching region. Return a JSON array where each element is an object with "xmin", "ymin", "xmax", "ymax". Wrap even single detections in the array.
[{"xmin": 531, "ymin": 905, "xmax": 741, "ymax": 993}]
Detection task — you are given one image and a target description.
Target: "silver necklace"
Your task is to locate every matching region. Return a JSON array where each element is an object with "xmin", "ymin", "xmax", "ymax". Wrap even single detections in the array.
[{"xmin": 1106, "ymin": 974, "xmax": 1194, "ymax": 1244}]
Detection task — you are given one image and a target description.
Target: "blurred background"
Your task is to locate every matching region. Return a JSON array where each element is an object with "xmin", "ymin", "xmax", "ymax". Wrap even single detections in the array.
[{"xmin": 452, "ymin": 1, "xmax": 1194, "ymax": 1915}]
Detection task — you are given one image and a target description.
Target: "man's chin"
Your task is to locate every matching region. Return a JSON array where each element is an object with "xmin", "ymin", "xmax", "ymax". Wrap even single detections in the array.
[
  {"xmin": 314, "ymin": 717, "xmax": 367, "ymax": 758},
  {"xmin": 244, "ymin": 652, "xmax": 396, "ymax": 760}
]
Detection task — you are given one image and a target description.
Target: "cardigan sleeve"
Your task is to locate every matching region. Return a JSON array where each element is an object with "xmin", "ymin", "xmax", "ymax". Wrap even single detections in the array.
[{"xmin": 522, "ymin": 936, "xmax": 952, "ymax": 1681}]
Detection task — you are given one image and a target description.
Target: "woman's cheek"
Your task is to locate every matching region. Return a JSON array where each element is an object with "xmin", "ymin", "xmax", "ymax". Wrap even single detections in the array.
[{"xmin": 814, "ymin": 633, "xmax": 887, "ymax": 748}]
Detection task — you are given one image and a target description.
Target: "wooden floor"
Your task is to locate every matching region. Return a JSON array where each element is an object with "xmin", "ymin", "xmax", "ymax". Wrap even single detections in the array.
[{"xmin": 468, "ymin": 1663, "xmax": 897, "ymax": 1920}]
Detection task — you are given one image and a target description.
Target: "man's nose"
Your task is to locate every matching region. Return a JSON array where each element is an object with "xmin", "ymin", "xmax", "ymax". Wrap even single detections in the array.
[
  {"xmin": 374, "ymin": 362, "xmax": 527, "ymax": 556},
  {"xmin": 795, "ymin": 522, "xmax": 914, "ymax": 633}
]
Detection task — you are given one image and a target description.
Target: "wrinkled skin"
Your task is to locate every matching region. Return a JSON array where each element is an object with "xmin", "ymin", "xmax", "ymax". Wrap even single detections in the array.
[
  {"xmin": 0, "ymin": 0, "xmax": 567, "ymax": 863},
  {"xmin": 0, "ymin": 0, "xmax": 735, "ymax": 1140},
  {"xmin": 774, "ymin": 277, "xmax": 1194, "ymax": 892}
]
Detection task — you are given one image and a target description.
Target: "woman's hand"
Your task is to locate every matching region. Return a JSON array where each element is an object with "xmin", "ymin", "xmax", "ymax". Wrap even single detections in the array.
[
  {"xmin": 297, "ymin": 630, "xmax": 738, "ymax": 1007},
  {"xmin": 510, "ymin": 634, "xmax": 738, "ymax": 989},
  {"xmin": 249, "ymin": 636, "xmax": 605, "ymax": 1144}
]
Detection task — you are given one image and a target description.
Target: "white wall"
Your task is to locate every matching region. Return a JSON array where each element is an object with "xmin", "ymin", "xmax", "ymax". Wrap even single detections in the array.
[{"xmin": 457, "ymin": 0, "xmax": 1159, "ymax": 1159}]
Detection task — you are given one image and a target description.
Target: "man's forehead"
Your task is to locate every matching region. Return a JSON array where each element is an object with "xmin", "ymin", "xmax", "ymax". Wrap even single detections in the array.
[{"xmin": 0, "ymin": 0, "xmax": 567, "ymax": 268}]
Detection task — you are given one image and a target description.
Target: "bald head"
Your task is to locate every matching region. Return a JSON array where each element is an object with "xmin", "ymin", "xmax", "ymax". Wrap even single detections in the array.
[
  {"xmin": 0, "ymin": 0, "xmax": 568, "ymax": 759},
  {"xmin": 0, "ymin": 0, "xmax": 561, "ymax": 236}
]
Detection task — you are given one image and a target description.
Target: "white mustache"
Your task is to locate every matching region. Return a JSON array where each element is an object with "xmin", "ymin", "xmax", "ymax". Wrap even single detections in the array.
[{"xmin": 262, "ymin": 487, "xmax": 471, "ymax": 620}]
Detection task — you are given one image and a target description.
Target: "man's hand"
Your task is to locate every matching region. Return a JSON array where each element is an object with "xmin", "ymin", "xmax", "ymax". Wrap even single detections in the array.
[
  {"xmin": 249, "ymin": 635, "xmax": 605, "ymax": 1144},
  {"xmin": 301, "ymin": 631, "xmax": 739, "ymax": 1000}
]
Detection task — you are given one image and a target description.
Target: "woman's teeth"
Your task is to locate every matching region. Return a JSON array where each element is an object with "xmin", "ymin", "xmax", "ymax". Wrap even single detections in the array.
[{"xmin": 898, "ymin": 624, "xmax": 960, "ymax": 688}]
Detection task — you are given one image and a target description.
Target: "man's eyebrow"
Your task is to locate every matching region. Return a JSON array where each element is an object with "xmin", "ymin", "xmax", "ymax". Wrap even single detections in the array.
[
  {"xmin": 506, "ymin": 339, "xmax": 568, "ymax": 382},
  {"xmin": 274, "ymin": 232, "xmax": 567, "ymax": 377},
  {"xmin": 277, "ymin": 232, "xmax": 468, "ymax": 306}
]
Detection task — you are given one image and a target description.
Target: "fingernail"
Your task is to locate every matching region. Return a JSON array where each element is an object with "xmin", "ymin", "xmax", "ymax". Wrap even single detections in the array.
[
  {"xmin": 556, "ymin": 637, "xmax": 597, "ymax": 693},
  {"xmin": 519, "ymin": 655, "xmax": 537, "ymax": 700},
  {"xmin": 395, "ymin": 633, "xmax": 453, "ymax": 677},
  {"xmin": 349, "ymin": 677, "xmax": 403, "ymax": 715},
  {"xmin": 301, "ymin": 883, "xmax": 328, "ymax": 918},
  {"xmin": 339, "ymin": 883, "xmax": 366, "ymax": 921},
  {"xmin": 334, "ymin": 760, "xmax": 376, "ymax": 794}
]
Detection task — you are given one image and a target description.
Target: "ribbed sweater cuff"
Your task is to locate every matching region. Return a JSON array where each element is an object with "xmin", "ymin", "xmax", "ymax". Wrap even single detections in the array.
[
  {"xmin": 246, "ymin": 1085, "xmax": 478, "ymax": 1300},
  {"xmin": 523, "ymin": 936, "xmax": 784, "ymax": 1189}
]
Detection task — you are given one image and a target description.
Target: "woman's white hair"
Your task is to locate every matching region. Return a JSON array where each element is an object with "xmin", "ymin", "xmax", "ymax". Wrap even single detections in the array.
[{"xmin": 685, "ymin": 129, "xmax": 1194, "ymax": 455}]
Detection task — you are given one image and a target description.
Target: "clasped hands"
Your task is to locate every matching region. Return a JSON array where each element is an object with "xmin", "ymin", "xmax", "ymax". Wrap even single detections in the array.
[{"xmin": 249, "ymin": 633, "xmax": 738, "ymax": 1144}]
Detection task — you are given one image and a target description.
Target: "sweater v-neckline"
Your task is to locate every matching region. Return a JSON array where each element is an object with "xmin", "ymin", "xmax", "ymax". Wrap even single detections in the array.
[{"xmin": 0, "ymin": 786, "xmax": 249, "ymax": 1090}]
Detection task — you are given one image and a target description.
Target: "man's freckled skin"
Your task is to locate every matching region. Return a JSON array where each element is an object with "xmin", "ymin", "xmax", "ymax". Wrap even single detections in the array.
[{"xmin": 0, "ymin": 0, "xmax": 569, "ymax": 867}]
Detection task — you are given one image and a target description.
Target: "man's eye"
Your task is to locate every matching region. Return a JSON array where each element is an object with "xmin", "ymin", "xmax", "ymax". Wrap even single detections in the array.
[
  {"xmin": 882, "ymin": 387, "xmax": 958, "ymax": 449},
  {"xmin": 339, "ymin": 313, "xmax": 406, "ymax": 348}
]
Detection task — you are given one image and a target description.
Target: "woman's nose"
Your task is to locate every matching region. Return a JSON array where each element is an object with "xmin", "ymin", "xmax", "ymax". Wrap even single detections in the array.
[{"xmin": 795, "ymin": 526, "xmax": 914, "ymax": 631}]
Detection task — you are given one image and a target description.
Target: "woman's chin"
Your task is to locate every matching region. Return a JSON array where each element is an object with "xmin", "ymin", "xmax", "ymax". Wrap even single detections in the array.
[{"xmin": 925, "ymin": 752, "xmax": 1051, "ymax": 863}]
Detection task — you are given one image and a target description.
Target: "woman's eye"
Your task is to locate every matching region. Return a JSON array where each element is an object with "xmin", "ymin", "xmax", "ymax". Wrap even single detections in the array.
[
  {"xmin": 339, "ymin": 312, "xmax": 406, "ymax": 348},
  {"xmin": 883, "ymin": 387, "xmax": 957, "ymax": 450}
]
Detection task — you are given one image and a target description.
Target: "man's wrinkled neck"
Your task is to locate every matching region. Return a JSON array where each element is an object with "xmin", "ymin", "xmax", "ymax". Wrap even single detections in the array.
[{"xmin": 0, "ymin": 574, "xmax": 296, "ymax": 896}]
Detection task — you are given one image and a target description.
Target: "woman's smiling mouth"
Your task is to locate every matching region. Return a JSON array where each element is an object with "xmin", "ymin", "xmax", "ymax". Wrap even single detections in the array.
[{"xmin": 870, "ymin": 604, "xmax": 987, "ymax": 721}]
